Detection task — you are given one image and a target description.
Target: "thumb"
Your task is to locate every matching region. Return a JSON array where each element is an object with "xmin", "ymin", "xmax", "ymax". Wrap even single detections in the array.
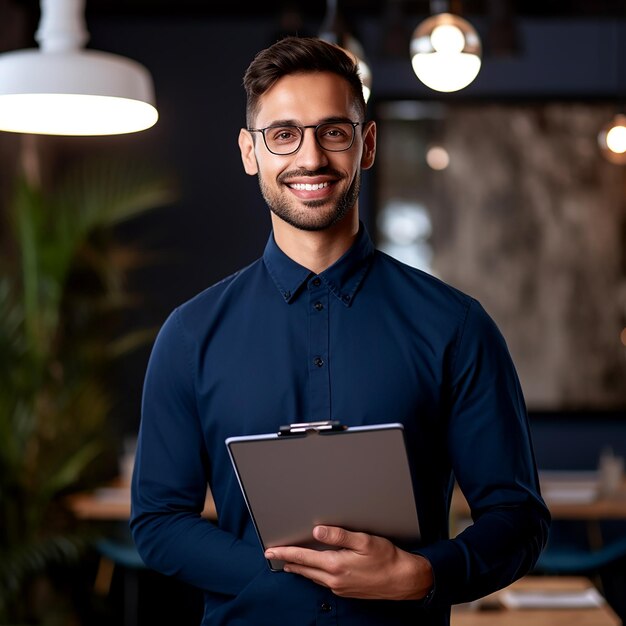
[{"xmin": 314, "ymin": 525, "xmax": 361, "ymax": 549}]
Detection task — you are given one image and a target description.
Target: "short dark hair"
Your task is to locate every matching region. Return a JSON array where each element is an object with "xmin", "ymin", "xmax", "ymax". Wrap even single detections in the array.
[{"xmin": 242, "ymin": 36, "xmax": 366, "ymax": 127}]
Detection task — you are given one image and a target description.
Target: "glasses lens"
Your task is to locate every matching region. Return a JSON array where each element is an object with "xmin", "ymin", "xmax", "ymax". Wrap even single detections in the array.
[
  {"xmin": 316, "ymin": 122, "xmax": 355, "ymax": 151},
  {"xmin": 264, "ymin": 125, "xmax": 303, "ymax": 155}
]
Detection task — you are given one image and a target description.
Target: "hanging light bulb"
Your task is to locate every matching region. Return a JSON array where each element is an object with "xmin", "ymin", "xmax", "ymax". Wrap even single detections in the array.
[
  {"xmin": 410, "ymin": 9, "xmax": 482, "ymax": 93},
  {"xmin": 358, "ymin": 60, "xmax": 373, "ymax": 103},
  {"xmin": 598, "ymin": 23, "xmax": 626, "ymax": 164},
  {"xmin": 598, "ymin": 113, "xmax": 626, "ymax": 165},
  {"xmin": 342, "ymin": 35, "xmax": 373, "ymax": 103},
  {"xmin": 319, "ymin": 0, "xmax": 372, "ymax": 102},
  {"xmin": 0, "ymin": 0, "xmax": 158, "ymax": 136}
]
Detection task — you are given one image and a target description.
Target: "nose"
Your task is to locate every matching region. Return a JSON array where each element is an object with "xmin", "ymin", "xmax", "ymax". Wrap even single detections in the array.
[{"xmin": 294, "ymin": 127, "xmax": 329, "ymax": 170}]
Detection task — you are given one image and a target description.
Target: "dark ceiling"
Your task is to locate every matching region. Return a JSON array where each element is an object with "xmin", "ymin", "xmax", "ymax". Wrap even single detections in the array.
[{"xmin": 12, "ymin": 0, "xmax": 626, "ymax": 19}]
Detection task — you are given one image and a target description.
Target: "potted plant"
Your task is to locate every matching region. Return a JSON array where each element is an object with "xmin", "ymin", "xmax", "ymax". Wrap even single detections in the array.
[{"xmin": 0, "ymin": 153, "xmax": 177, "ymax": 624}]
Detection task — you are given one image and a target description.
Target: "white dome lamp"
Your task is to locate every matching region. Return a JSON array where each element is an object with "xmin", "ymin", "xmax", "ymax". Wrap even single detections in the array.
[
  {"xmin": 0, "ymin": 0, "xmax": 158, "ymax": 136},
  {"xmin": 410, "ymin": 1, "xmax": 482, "ymax": 93}
]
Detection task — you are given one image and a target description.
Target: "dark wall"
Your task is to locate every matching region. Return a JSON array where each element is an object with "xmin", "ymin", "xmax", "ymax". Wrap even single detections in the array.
[
  {"xmin": 79, "ymin": 14, "xmax": 626, "ymax": 465},
  {"xmin": 81, "ymin": 18, "xmax": 279, "ymax": 438}
]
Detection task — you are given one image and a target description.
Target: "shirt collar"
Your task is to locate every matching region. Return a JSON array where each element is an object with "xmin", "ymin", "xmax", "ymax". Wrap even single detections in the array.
[{"xmin": 262, "ymin": 221, "xmax": 375, "ymax": 307}]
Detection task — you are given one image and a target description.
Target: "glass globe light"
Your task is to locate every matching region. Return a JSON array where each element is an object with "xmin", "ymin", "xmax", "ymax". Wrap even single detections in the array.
[
  {"xmin": 598, "ymin": 113, "xmax": 626, "ymax": 164},
  {"xmin": 357, "ymin": 57, "xmax": 372, "ymax": 103},
  {"xmin": 340, "ymin": 35, "xmax": 372, "ymax": 103},
  {"xmin": 410, "ymin": 12, "xmax": 482, "ymax": 93}
]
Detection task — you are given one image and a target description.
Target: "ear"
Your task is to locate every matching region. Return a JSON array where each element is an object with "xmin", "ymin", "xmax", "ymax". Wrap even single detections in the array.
[
  {"xmin": 238, "ymin": 128, "xmax": 259, "ymax": 175},
  {"xmin": 360, "ymin": 121, "xmax": 377, "ymax": 170}
]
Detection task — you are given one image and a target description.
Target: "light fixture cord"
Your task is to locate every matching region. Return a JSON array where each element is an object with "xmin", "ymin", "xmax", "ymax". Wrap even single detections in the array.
[
  {"xmin": 618, "ymin": 18, "xmax": 626, "ymax": 114},
  {"xmin": 35, "ymin": 0, "xmax": 89, "ymax": 53},
  {"xmin": 430, "ymin": 0, "xmax": 450, "ymax": 15},
  {"xmin": 320, "ymin": 0, "xmax": 340, "ymax": 45}
]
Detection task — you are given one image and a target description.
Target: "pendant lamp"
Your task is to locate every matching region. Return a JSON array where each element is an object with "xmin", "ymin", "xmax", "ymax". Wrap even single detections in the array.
[
  {"xmin": 319, "ymin": 0, "xmax": 372, "ymax": 103},
  {"xmin": 410, "ymin": 0, "xmax": 481, "ymax": 93},
  {"xmin": 598, "ymin": 113, "xmax": 626, "ymax": 165},
  {"xmin": 598, "ymin": 22, "xmax": 626, "ymax": 164},
  {"xmin": 0, "ymin": 0, "xmax": 158, "ymax": 136}
]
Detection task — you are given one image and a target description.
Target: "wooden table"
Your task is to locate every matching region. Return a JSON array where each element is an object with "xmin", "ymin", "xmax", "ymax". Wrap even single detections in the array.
[
  {"xmin": 70, "ymin": 483, "xmax": 621, "ymax": 626},
  {"xmin": 66, "ymin": 481, "xmax": 217, "ymax": 598},
  {"xmin": 72, "ymin": 471, "xmax": 625, "ymax": 524},
  {"xmin": 452, "ymin": 472, "xmax": 626, "ymax": 522},
  {"xmin": 73, "ymin": 471, "xmax": 626, "ymax": 538},
  {"xmin": 540, "ymin": 472, "xmax": 626, "ymax": 520},
  {"xmin": 66, "ymin": 480, "xmax": 217, "ymax": 521},
  {"xmin": 452, "ymin": 576, "xmax": 621, "ymax": 626}
]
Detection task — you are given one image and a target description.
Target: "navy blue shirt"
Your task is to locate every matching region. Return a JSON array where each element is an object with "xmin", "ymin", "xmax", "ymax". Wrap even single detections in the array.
[{"xmin": 131, "ymin": 223, "xmax": 549, "ymax": 626}]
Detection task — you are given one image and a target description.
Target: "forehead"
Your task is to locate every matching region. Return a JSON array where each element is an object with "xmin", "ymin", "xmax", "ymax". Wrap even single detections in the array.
[{"xmin": 255, "ymin": 71, "xmax": 358, "ymax": 126}]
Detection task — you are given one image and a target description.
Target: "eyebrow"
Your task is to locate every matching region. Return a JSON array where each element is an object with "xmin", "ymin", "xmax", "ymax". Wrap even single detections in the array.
[{"xmin": 260, "ymin": 116, "xmax": 355, "ymax": 128}]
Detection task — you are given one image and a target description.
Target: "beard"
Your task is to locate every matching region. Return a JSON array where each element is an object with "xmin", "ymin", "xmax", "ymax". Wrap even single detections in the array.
[{"xmin": 258, "ymin": 167, "xmax": 361, "ymax": 232}]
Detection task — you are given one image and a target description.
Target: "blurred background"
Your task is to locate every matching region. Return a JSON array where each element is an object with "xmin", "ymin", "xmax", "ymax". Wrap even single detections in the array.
[{"xmin": 1, "ymin": 0, "xmax": 626, "ymax": 624}]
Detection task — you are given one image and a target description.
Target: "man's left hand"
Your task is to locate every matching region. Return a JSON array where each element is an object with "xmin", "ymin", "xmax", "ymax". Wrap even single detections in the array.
[{"xmin": 264, "ymin": 525, "xmax": 433, "ymax": 600}]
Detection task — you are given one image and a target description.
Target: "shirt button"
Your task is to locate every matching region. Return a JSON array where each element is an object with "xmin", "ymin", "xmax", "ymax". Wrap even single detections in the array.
[
  {"xmin": 320, "ymin": 602, "xmax": 332, "ymax": 612},
  {"xmin": 312, "ymin": 277, "xmax": 321, "ymax": 287},
  {"xmin": 313, "ymin": 356, "xmax": 324, "ymax": 368},
  {"xmin": 313, "ymin": 301, "xmax": 324, "ymax": 311}
]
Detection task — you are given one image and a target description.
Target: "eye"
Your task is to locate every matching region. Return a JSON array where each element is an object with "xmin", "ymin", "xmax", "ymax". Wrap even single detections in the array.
[
  {"xmin": 319, "ymin": 123, "xmax": 351, "ymax": 142},
  {"xmin": 269, "ymin": 126, "xmax": 300, "ymax": 144}
]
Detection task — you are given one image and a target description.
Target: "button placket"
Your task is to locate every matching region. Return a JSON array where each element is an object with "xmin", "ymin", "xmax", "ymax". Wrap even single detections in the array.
[{"xmin": 307, "ymin": 276, "xmax": 330, "ymax": 421}]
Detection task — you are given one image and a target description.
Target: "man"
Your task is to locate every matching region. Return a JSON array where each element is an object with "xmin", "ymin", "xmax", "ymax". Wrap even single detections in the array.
[{"xmin": 131, "ymin": 36, "xmax": 550, "ymax": 626}]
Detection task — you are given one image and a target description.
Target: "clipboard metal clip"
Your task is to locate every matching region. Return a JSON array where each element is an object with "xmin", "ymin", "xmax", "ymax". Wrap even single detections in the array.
[{"xmin": 278, "ymin": 420, "xmax": 347, "ymax": 436}]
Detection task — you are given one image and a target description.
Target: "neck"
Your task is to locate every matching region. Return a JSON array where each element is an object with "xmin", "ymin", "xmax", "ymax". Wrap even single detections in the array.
[{"xmin": 271, "ymin": 210, "xmax": 360, "ymax": 274}]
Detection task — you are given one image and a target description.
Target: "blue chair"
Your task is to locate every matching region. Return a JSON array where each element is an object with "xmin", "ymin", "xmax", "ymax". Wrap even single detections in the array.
[
  {"xmin": 95, "ymin": 537, "xmax": 146, "ymax": 626},
  {"xmin": 535, "ymin": 534, "xmax": 626, "ymax": 573},
  {"xmin": 533, "ymin": 521, "xmax": 626, "ymax": 623}
]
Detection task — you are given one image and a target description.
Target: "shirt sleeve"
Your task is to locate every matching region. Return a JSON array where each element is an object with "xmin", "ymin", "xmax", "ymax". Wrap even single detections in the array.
[
  {"xmin": 416, "ymin": 298, "xmax": 551, "ymax": 607},
  {"xmin": 130, "ymin": 309, "xmax": 265, "ymax": 595}
]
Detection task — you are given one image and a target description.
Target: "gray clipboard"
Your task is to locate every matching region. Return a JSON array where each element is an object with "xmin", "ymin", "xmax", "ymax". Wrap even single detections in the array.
[{"xmin": 225, "ymin": 421, "xmax": 421, "ymax": 571}]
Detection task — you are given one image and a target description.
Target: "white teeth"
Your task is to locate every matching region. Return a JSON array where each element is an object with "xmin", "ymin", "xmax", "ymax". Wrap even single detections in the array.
[{"xmin": 290, "ymin": 182, "xmax": 329, "ymax": 191}]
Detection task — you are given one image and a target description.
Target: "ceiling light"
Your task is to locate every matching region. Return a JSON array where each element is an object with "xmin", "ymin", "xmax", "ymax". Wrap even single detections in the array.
[
  {"xmin": 319, "ymin": 0, "xmax": 372, "ymax": 102},
  {"xmin": 425, "ymin": 144, "xmax": 450, "ymax": 170},
  {"xmin": 0, "ymin": 0, "xmax": 158, "ymax": 136},
  {"xmin": 341, "ymin": 36, "xmax": 372, "ymax": 104},
  {"xmin": 599, "ymin": 22, "xmax": 626, "ymax": 164},
  {"xmin": 598, "ymin": 113, "xmax": 626, "ymax": 165},
  {"xmin": 410, "ymin": 10, "xmax": 482, "ymax": 93}
]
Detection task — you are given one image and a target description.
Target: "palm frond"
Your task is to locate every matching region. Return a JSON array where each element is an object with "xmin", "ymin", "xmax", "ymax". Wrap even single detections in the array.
[
  {"xmin": 0, "ymin": 154, "xmax": 178, "ymax": 622},
  {"xmin": 53, "ymin": 157, "xmax": 178, "ymax": 232},
  {"xmin": 0, "ymin": 533, "xmax": 93, "ymax": 618}
]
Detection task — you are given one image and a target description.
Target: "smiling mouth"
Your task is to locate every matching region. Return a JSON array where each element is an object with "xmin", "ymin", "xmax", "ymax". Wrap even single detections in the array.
[{"xmin": 288, "ymin": 182, "xmax": 330, "ymax": 191}]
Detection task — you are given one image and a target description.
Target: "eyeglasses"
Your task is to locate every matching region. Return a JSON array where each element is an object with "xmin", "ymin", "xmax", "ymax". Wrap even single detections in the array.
[{"xmin": 247, "ymin": 121, "xmax": 363, "ymax": 156}]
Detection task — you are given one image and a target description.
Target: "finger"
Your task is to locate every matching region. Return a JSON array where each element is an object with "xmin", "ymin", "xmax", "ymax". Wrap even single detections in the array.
[
  {"xmin": 313, "ymin": 525, "xmax": 370, "ymax": 552},
  {"xmin": 282, "ymin": 562, "xmax": 333, "ymax": 588},
  {"xmin": 265, "ymin": 546, "xmax": 334, "ymax": 570}
]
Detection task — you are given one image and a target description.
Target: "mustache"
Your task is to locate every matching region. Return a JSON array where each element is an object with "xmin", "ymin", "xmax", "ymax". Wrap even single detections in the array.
[{"xmin": 278, "ymin": 167, "xmax": 342, "ymax": 183}]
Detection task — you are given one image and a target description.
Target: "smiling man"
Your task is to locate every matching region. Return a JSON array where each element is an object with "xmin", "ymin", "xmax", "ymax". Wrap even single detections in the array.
[
  {"xmin": 240, "ymin": 66, "xmax": 375, "ymax": 273},
  {"xmin": 131, "ymin": 36, "xmax": 550, "ymax": 626}
]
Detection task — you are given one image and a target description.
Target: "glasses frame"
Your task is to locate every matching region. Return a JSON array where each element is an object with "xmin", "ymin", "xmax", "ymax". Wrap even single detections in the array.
[{"xmin": 247, "ymin": 121, "xmax": 363, "ymax": 156}]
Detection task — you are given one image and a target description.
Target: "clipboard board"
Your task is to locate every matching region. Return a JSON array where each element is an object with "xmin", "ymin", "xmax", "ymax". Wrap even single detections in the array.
[{"xmin": 226, "ymin": 421, "xmax": 421, "ymax": 571}]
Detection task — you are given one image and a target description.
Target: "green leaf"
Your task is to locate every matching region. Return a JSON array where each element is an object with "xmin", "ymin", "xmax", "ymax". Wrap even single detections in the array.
[{"xmin": 40, "ymin": 441, "xmax": 103, "ymax": 500}]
